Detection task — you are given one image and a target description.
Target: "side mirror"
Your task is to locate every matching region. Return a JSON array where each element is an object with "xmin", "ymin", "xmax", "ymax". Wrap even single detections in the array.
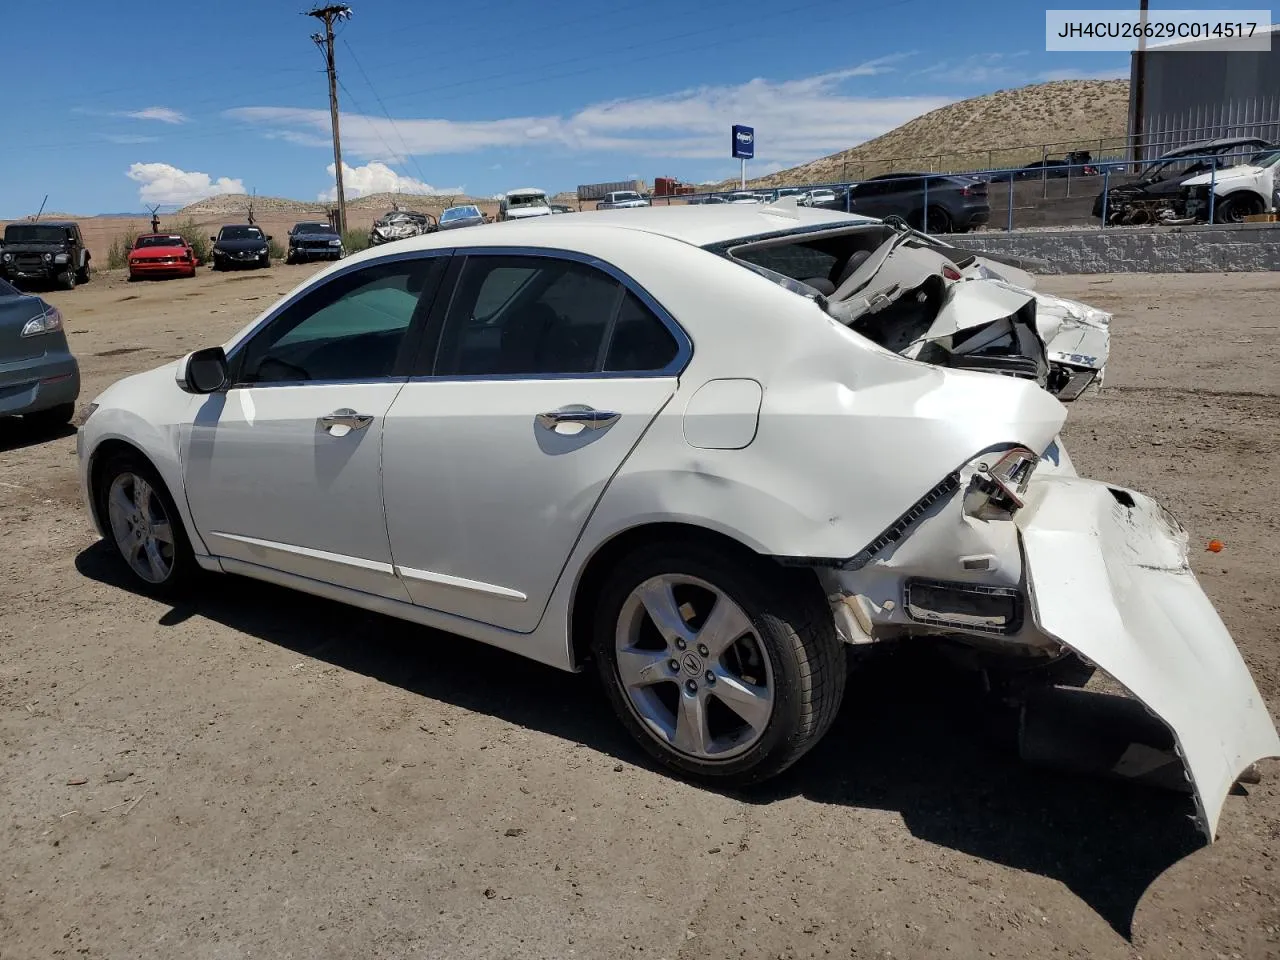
[
  {"xmin": 266, "ymin": 235, "xmax": 273, "ymax": 241},
  {"xmin": 176, "ymin": 346, "xmax": 229, "ymax": 394},
  {"xmin": 209, "ymin": 236, "xmax": 217, "ymax": 242}
]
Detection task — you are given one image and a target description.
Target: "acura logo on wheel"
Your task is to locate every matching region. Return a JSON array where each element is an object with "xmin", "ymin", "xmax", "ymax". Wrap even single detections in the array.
[{"xmin": 682, "ymin": 652, "xmax": 703, "ymax": 676}]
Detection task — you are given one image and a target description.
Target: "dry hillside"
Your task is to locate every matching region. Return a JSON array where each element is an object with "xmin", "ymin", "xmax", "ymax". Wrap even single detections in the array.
[{"xmin": 744, "ymin": 79, "xmax": 1130, "ymax": 187}]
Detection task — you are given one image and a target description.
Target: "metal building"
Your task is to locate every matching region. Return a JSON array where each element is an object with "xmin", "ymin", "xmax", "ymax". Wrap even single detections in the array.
[{"xmin": 1129, "ymin": 24, "xmax": 1280, "ymax": 159}]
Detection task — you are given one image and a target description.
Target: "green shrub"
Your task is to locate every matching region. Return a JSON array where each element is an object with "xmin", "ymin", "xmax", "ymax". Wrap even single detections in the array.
[
  {"xmin": 341, "ymin": 229, "xmax": 369, "ymax": 254},
  {"xmin": 170, "ymin": 217, "xmax": 210, "ymax": 264},
  {"xmin": 106, "ymin": 226, "xmax": 142, "ymax": 269},
  {"xmin": 268, "ymin": 238, "xmax": 286, "ymax": 261}
]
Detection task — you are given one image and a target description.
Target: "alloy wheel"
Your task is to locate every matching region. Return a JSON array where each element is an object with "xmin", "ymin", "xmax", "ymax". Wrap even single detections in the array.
[
  {"xmin": 106, "ymin": 472, "xmax": 176, "ymax": 584},
  {"xmin": 614, "ymin": 574, "xmax": 775, "ymax": 761}
]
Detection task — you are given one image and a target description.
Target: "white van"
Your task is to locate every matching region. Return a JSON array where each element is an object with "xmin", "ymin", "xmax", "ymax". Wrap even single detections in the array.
[{"xmin": 499, "ymin": 188, "xmax": 552, "ymax": 221}]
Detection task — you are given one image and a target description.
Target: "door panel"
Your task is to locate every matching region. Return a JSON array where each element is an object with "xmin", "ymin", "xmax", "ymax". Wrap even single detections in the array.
[
  {"xmin": 381, "ymin": 377, "xmax": 675, "ymax": 630},
  {"xmin": 184, "ymin": 383, "xmax": 410, "ymax": 599}
]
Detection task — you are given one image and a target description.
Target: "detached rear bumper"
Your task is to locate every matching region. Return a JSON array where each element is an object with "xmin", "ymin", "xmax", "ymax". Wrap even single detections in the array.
[{"xmin": 1016, "ymin": 476, "xmax": 1280, "ymax": 840}]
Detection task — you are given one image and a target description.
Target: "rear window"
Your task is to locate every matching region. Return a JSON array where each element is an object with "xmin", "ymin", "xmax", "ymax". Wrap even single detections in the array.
[{"xmin": 135, "ymin": 235, "xmax": 184, "ymax": 248}]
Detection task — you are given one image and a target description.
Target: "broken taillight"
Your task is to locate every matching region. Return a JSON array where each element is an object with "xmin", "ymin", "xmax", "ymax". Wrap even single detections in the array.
[{"xmin": 963, "ymin": 446, "xmax": 1039, "ymax": 521}]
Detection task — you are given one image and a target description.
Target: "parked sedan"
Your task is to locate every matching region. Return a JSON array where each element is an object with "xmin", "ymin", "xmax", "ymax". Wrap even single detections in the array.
[
  {"xmin": 78, "ymin": 205, "xmax": 1277, "ymax": 840},
  {"xmin": 818, "ymin": 173, "xmax": 989, "ymax": 233},
  {"xmin": 438, "ymin": 205, "xmax": 486, "ymax": 231},
  {"xmin": 1, "ymin": 276, "xmax": 79, "ymax": 427},
  {"xmin": 210, "ymin": 225, "xmax": 271, "ymax": 270},
  {"xmin": 286, "ymin": 222, "xmax": 344, "ymax": 263},
  {"xmin": 127, "ymin": 233, "xmax": 197, "ymax": 281}
]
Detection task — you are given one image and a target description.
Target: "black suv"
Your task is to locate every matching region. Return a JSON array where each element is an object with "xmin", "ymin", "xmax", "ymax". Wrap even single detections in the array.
[
  {"xmin": 285, "ymin": 221, "xmax": 344, "ymax": 264},
  {"xmin": 816, "ymin": 173, "xmax": 989, "ymax": 233},
  {"xmin": 0, "ymin": 221, "xmax": 92, "ymax": 289},
  {"xmin": 209, "ymin": 224, "xmax": 271, "ymax": 270}
]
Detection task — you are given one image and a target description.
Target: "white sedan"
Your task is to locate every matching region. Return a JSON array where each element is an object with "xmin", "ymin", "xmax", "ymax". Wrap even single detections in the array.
[{"xmin": 77, "ymin": 202, "xmax": 1278, "ymax": 838}]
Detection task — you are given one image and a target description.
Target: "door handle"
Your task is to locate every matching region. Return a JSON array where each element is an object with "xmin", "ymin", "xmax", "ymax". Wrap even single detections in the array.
[
  {"xmin": 317, "ymin": 408, "xmax": 375, "ymax": 434},
  {"xmin": 536, "ymin": 406, "xmax": 621, "ymax": 431}
]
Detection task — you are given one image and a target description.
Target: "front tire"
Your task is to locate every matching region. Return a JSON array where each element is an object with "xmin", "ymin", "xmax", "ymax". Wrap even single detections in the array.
[
  {"xmin": 94, "ymin": 450, "xmax": 195, "ymax": 599},
  {"xmin": 592, "ymin": 540, "xmax": 845, "ymax": 785},
  {"xmin": 1214, "ymin": 192, "xmax": 1265, "ymax": 223},
  {"xmin": 58, "ymin": 268, "xmax": 76, "ymax": 290}
]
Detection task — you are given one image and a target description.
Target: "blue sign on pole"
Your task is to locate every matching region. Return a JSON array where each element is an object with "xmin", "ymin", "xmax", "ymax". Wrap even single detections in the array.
[{"xmin": 731, "ymin": 125, "xmax": 754, "ymax": 160}]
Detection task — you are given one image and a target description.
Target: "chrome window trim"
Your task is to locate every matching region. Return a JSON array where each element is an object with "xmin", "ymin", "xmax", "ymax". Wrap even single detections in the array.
[
  {"xmin": 413, "ymin": 244, "xmax": 692, "ymax": 383},
  {"xmin": 223, "ymin": 248, "xmax": 456, "ymax": 385}
]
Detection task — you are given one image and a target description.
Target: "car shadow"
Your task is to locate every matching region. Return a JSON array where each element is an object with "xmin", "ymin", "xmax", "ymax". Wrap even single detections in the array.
[
  {"xmin": 0, "ymin": 417, "xmax": 76, "ymax": 452},
  {"xmin": 74, "ymin": 540, "xmax": 1202, "ymax": 938}
]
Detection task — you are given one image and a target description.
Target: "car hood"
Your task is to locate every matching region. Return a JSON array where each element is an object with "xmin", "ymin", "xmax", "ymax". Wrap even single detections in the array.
[
  {"xmin": 1, "ymin": 240, "xmax": 69, "ymax": 252},
  {"xmin": 215, "ymin": 238, "xmax": 267, "ymax": 252},
  {"xmin": 292, "ymin": 231, "xmax": 340, "ymax": 241},
  {"xmin": 504, "ymin": 206, "xmax": 552, "ymax": 219},
  {"xmin": 438, "ymin": 217, "xmax": 484, "ymax": 230},
  {"xmin": 1182, "ymin": 164, "xmax": 1264, "ymax": 187}
]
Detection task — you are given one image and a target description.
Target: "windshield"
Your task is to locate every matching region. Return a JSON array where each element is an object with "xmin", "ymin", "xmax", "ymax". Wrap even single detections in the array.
[
  {"xmin": 218, "ymin": 226, "xmax": 263, "ymax": 240},
  {"xmin": 1249, "ymin": 149, "xmax": 1280, "ymax": 167},
  {"xmin": 293, "ymin": 222, "xmax": 335, "ymax": 234},
  {"xmin": 508, "ymin": 194, "xmax": 547, "ymax": 208},
  {"xmin": 134, "ymin": 235, "xmax": 184, "ymax": 248},
  {"xmin": 4, "ymin": 224, "xmax": 68, "ymax": 243},
  {"xmin": 441, "ymin": 206, "xmax": 480, "ymax": 221},
  {"xmin": 612, "ymin": 192, "xmax": 640, "ymax": 202}
]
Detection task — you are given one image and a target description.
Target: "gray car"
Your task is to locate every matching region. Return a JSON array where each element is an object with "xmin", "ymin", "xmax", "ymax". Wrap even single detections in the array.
[
  {"xmin": 0, "ymin": 276, "xmax": 80, "ymax": 428},
  {"xmin": 437, "ymin": 204, "xmax": 486, "ymax": 231}
]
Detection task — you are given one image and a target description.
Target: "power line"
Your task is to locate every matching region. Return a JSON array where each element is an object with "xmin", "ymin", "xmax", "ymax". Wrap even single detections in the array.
[{"xmin": 341, "ymin": 38, "xmax": 434, "ymax": 189}]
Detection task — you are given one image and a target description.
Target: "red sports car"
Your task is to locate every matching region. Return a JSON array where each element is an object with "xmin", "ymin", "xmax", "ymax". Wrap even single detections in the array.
[{"xmin": 127, "ymin": 233, "xmax": 198, "ymax": 281}]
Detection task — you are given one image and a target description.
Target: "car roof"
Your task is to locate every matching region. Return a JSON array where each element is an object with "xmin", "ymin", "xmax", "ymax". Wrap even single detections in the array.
[
  {"xmin": 8, "ymin": 220, "xmax": 77, "ymax": 227},
  {"xmin": 1161, "ymin": 136, "xmax": 1270, "ymax": 157},
  {"xmin": 505, "ymin": 188, "xmax": 546, "ymax": 197},
  {"xmin": 220, "ymin": 223, "xmax": 260, "ymax": 228},
  {"xmin": 137, "ymin": 233, "xmax": 184, "ymax": 240},
  {"xmin": 368, "ymin": 203, "xmax": 874, "ymax": 251}
]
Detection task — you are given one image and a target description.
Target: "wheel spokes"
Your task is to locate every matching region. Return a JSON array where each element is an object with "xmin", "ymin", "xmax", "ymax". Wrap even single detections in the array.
[
  {"xmin": 673, "ymin": 689, "xmax": 709, "ymax": 756},
  {"xmin": 150, "ymin": 521, "xmax": 174, "ymax": 546},
  {"xmin": 636, "ymin": 578, "xmax": 695, "ymax": 647},
  {"xmin": 132, "ymin": 475, "xmax": 153, "ymax": 514},
  {"xmin": 710, "ymin": 670, "xmax": 773, "ymax": 731},
  {"xmin": 696, "ymin": 595, "xmax": 753, "ymax": 659},
  {"xmin": 617, "ymin": 646, "xmax": 674, "ymax": 689}
]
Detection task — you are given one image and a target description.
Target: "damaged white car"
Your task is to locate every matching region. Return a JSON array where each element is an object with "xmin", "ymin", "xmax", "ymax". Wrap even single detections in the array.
[{"xmin": 77, "ymin": 202, "xmax": 1277, "ymax": 840}]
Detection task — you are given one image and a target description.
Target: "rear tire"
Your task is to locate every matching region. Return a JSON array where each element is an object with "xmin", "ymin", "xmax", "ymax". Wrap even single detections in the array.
[
  {"xmin": 592, "ymin": 540, "xmax": 845, "ymax": 785},
  {"xmin": 76, "ymin": 261, "xmax": 91, "ymax": 284},
  {"xmin": 914, "ymin": 206, "xmax": 953, "ymax": 234},
  {"xmin": 93, "ymin": 450, "xmax": 196, "ymax": 600}
]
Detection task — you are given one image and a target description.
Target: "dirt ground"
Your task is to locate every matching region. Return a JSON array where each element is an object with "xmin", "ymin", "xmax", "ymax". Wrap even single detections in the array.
[{"xmin": 2, "ymin": 265, "xmax": 1278, "ymax": 960}]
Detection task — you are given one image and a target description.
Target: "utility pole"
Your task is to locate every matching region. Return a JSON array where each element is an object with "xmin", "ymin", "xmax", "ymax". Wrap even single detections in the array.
[
  {"xmin": 307, "ymin": 4, "xmax": 352, "ymax": 234},
  {"xmin": 1132, "ymin": 0, "xmax": 1149, "ymax": 166}
]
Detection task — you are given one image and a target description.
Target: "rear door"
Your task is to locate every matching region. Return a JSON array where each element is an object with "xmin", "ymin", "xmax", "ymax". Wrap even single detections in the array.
[{"xmin": 381, "ymin": 251, "xmax": 688, "ymax": 632}]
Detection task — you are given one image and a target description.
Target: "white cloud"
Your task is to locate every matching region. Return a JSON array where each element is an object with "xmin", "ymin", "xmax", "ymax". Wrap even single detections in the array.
[
  {"xmin": 126, "ymin": 162, "xmax": 244, "ymax": 205},
  {"xmin": 225, "ymin": 57, "xmax": 948, "ymax": 166},
  {"xmin": 321, "ymin": 161, "xmax": 463, "ymax": 200},
  {"xmin": 121, "ymin": 106, "xmax": 188, "ymax": 124}
]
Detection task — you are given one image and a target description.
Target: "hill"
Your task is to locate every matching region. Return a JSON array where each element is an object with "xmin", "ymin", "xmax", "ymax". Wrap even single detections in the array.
[
  {"xmin": 741, "ymin": 78, "xmax": 1130, "ymax": 188},
  {"xmin": 177, "ymin": 190, "xmax": 487, "ymax": 218}
]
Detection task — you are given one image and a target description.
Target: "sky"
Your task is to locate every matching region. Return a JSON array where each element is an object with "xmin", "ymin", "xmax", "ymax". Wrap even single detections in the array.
[{"xmin": 0, "ymin": 0, "xmax": 1159, "ymax": 216}]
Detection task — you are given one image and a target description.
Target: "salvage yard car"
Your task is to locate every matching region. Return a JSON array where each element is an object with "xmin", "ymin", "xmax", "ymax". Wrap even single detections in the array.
[
  {"xmin": 1182, "ymin": 145, "xmax": 1280, "ymax": 223},
  {"xmin": 1, "ymin": 221, "xmax": 92, "ymax": 290},
  {"xmin": 1092, "ymin": 136, "xmax": 1271, "ymax": 224},
  {"xmin": 77, "ymin": 202, "xmax": 1278, "ymax": 841},
  {"xmin": 437, "ymin": 205, "xmax": 486, "ymax": 231},
  {"xmin": 210, "ymin": 224, "xmax": 271, "ymax": 270},
  {"xmin": 369, "ymin": 209, "xmax": 437, "ymax": 247},
  {"xmin": 286, "ymin": 221, "xmax": 344, "ymax": 263},
  {"xmin": 127, "ymin": 233, "xmax": 197, "ymax": 281},
  {"xmin": 1, "ymin": 275, "xmax": 79, "ymax": 427},
  {"xmin": 596, "ymin": 190, "xmax": 650, "ymax": 210},
  {"xmin": 499, "ymin": 188, "xmax": 553, "ymax": 221}
]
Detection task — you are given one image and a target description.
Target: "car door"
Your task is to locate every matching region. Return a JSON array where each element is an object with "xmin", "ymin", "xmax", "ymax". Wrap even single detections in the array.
[
  {"xmin": 381, "ymin": 251, "xmax": 688, "ymax": 633},
  {"xmin": 182, "ymin": 252, "xmax": 449, "ymax": 599}
]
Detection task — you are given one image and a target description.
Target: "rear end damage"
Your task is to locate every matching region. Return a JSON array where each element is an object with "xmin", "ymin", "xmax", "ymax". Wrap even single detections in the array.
[{"xmin": 812, "ymin": 444, "xmax": 1280, "ymax": 840}]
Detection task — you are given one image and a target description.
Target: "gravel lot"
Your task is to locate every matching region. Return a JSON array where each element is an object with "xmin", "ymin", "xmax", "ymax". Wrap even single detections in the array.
[{"xmin": 2, "ymin": 265, "xmax": 1278, "ymax": 960}]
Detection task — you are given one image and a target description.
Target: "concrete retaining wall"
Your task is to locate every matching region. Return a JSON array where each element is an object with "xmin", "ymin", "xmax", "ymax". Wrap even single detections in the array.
[{"xmin": 946, "ymin": 222, "xmax": 1280, "ymax": 274}]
